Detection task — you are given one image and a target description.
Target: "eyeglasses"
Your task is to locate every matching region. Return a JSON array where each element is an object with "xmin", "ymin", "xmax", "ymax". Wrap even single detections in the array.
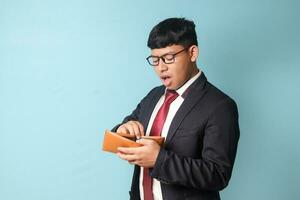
[{"xmin": 146, "ymin": 47, "xmax": 189, "ymax": 66}]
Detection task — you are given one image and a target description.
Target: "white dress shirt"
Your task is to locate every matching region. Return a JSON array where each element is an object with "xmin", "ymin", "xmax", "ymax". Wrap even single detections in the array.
[{"xmin": 139, "ymin": 70, "xmax": 201, "ymax": 200}]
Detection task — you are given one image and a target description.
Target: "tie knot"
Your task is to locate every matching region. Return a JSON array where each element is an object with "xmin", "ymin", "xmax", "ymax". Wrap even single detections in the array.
[
  {"xmin": 165, "ymin": 89, "xmax": 179, "ymax": 103},
  {"xmin": 166, "ymin": 89, "xmax": 177, "ymax": 94}
]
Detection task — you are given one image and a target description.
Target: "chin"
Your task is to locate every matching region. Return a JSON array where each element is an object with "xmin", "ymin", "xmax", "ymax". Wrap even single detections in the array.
[{"xmin": 167, "ymin": 86, "xmax": 177, "ymax": 90}]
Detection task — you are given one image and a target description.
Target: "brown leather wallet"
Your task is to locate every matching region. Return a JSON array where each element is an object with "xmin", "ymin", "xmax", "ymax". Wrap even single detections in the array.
[{"xmin": 102, "ymin": 130, "xmax": 165, "ymax": 153}]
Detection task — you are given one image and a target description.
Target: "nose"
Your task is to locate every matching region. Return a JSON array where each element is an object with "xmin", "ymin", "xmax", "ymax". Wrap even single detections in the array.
[{"xmin": 157, "ymin": 58, "xmax": 168, "ymax": 72}]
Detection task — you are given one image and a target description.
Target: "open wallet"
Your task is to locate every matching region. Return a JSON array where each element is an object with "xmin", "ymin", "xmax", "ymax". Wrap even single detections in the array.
[{"xmin": 102, "ymin": 130, "xmax": 165, "ymax": 153}]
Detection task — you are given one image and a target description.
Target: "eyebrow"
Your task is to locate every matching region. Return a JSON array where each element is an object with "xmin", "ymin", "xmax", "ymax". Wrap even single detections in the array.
[{"xmin": 151, "ymin": 51, "xmax": 176, "ymax": 57}]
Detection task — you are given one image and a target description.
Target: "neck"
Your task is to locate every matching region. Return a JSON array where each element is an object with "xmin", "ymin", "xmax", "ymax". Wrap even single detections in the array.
[
  {"xmin": 173, "ymin": 67, "xmax": 200, "ymax": 91},
  {"xmin": 190, "ymin": 64, "xmax": 199, "ymax": 79}
]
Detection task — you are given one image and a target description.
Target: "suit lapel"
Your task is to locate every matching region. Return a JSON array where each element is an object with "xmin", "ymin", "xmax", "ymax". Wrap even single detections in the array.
[{"xmin": 165, "ymin": 73, "xmax": 208, "ymax": 145}]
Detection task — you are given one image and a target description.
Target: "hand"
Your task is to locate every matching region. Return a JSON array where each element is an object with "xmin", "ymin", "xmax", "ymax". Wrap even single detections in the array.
[
  {"xmin": 117, "ymin": 139, "xmax": 161, "ymax": 168},
  {"xmin": 116, "ymin": 120, "xmax": 144, "ymax": 139}
]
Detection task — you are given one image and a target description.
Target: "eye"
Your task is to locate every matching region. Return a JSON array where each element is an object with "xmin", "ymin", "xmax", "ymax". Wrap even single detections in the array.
[
  {"xmin": 163, "ymin": 54, "xmax": 174, "ymax": 61},
  {"xmin": 151, "ymin": 57, "xmax": 159, "ymax": 62}
]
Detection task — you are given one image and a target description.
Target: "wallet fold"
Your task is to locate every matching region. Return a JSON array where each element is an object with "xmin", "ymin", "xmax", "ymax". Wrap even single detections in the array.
[{"xmin": 102, "ymin": 130, "xmax": 165, "ymax": 154}]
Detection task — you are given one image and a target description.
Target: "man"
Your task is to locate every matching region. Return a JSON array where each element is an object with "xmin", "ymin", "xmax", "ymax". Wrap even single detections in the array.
[{"xmin": 111, "ymin": 18, "xmax": 239, "ymax": 200}]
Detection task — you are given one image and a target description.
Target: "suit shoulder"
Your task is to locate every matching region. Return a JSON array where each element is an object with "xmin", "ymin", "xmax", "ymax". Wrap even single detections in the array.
[
  {"xmin": 137, "ymin": 85, "xmax": 164, "ymax": 105},
  {"xmin": 145, "ymin": 85, "xmax": 164, "ymax": 97},
  {"xmin": 205, "ymin": 81, "xmax": 237, "ymax": 107}
]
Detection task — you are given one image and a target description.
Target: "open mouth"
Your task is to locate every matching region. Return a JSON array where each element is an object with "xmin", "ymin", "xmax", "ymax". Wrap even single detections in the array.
[
  {"xmin": 160, "ymin": 75, "xmax": 170, "ymax": 81},
  {"xmin": 160, "ymin": 75, "xmax": 171, "ymax": 86}
]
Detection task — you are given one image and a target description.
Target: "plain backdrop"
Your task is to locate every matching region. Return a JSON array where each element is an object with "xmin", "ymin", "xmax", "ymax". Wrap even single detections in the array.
[{"xmin": 1, "ymin": 0, "xmax": 299, "ymax": 199}]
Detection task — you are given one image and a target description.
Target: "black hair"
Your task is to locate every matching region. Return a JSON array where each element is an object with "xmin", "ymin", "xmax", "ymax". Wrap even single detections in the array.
[{"xmin": 147, "ymin": 17, "xmax": 198, "ymax": 49}]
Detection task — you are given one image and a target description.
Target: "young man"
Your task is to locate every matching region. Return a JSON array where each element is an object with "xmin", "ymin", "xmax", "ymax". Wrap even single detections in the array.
[{"xmin": 112, "ymin": 18, "xmax": 240, "ymax": 200}]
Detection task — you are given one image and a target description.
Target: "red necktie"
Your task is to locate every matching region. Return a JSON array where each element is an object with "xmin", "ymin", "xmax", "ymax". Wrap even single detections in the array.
[{"xmin": 143, "ymin": 90, "xmax": 179, "ymax": 200}]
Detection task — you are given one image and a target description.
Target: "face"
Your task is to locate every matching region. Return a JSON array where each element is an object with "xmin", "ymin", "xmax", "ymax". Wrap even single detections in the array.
[{"xmin": 150, "ymin": 44, "xmax": 199, "ymax": 90}]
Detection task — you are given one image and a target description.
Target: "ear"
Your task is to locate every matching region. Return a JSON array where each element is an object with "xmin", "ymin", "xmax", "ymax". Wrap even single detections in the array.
[{"xmin": 189, "ymin": 45, "xmax": 199, "ymax": 62}]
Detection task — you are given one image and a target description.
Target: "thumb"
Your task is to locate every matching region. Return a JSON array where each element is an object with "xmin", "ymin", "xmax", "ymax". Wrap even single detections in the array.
[{"xmin": 136, "ymin": 138, "xmax": 154, "ymax": 145}]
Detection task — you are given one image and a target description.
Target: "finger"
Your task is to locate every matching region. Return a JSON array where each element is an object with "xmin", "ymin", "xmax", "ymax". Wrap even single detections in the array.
[
  {"xmin": 135, "ymin": 121, "xmax": 145, "ymax": 139},
  {"xmin": 129, "ymin": 121, "xmax": 140, "ymax": 136},
  {"xmin": 117, "ymin": 152, "xmax": 132, "ymax": 161},
  {"xmin": 136, "ymin": 121, "xmax": 145, "ymax": 135},
  {"xmin": 137, "ymin": 138, "xmax": 154, "ymax": 145},
  {"xmin": 118, "ymin": 147, "xmax": 139, "ymax": 154},
  {"xmin": 130, "ymin": 121, "xmax": 143, "ymax": 139},
  {"xmin": 129, "ymin": 160, "xmax": 142, "ymax": 166},
  {"xmin": 124, "ymin": 123, "xmax": 135, "ymax": 135},
  {"xmin": 117, "ymin": 152, "xmax": 139, "ymax": 162},
  {"xmin": 117, "ymin": 126, "xmax": 129, "ymax": 134}
]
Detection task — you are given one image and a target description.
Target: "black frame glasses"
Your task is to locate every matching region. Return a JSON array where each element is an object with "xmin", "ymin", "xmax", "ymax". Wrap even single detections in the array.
[{"xmin": 146, "ymin": 47, "xmax": 189, "ymax": 66}]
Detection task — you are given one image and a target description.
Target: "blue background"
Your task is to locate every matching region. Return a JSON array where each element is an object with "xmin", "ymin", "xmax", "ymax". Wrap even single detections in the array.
[{"xmin": 1, "ymin": 0, "xmax": 299, "ymax": 199}]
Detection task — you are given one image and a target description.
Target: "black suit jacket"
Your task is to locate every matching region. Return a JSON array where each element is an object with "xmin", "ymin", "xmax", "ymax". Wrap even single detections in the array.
[{"xmin": 112, "ymin": 72, "xmax": 240, "ymax": 200}]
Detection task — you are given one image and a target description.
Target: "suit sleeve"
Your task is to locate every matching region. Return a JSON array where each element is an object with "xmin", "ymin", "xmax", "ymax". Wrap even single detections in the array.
[
  {"xmin": 150, "ymin": 98, "xmax": 240, "ymax": 191},
  {"xmin": 111, "ymin": 104, "xmax": 141, "ymax": 132}
]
